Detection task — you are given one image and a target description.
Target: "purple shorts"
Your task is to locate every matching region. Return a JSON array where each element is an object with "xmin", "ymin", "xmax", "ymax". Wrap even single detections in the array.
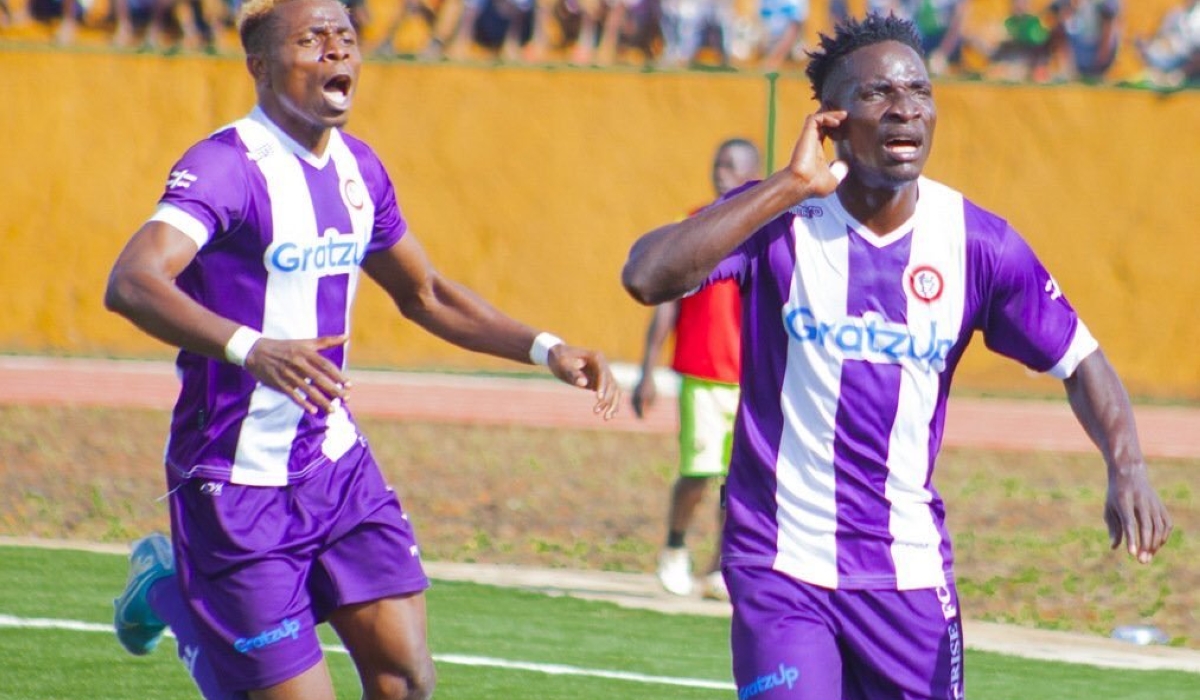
[
  {"xmin": 726, "ymin": 565, "xmax": 964, "ymax": 700},
  {"xmin": 167, "ymin": 439, "xmax": 430, "ymax": 693}
]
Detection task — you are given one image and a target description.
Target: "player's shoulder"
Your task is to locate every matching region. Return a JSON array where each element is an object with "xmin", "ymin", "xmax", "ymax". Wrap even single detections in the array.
[
  {"xmin": 920, "ymin": 177, "xmax": 1012, "ymax": 242},
  {"xmin": 176, "ymin": 125, "xmax": 253, "ymax": 171},
  {"xmin": 338, "ymin": 130, "xmax": 385, "ymax": 165},
  {"xmin": 335, "ymin": 129, "xmax": 391, "ymax": 182}
]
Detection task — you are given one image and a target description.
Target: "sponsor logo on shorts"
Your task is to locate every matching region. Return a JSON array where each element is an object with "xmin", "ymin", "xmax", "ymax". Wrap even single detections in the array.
[
  {"xmin": 738, "ymin": 662, "xmax": 800, "ymax": 700},
  {"xmin": 234, "ymin": 617, "xmax": 302, "ymax": 654},
  {"xmin": 181, "ymin": 644, "xmax": 200, "ymax": 677},
  {"xmin": 936, "ymin": 585, "xmax": 958, "ymax": 620},
  {"xmin": 947, "ymin": 620, "xmax": 963, "ymax": 699}
]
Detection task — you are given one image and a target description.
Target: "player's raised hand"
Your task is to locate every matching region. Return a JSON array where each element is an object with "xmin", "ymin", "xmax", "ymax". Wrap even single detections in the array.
[
  {"xmin": 547, "ymin": 345, "xmax": 621, "ymax": 421},
  {"xmin": 787, "ymin": 110, "xmax": 848, "ymax": 200},
  {"xmin": 244, "ymin": 335, "xmax": 351, "ymax": 415},
  {"xmin": 1105, "ymin": 468, "xmax": 1173, "ymax": 564}
]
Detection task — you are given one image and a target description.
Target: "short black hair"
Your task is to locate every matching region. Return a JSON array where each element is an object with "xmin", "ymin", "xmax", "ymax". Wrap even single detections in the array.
[{"xmin": 805, "ymin": 13, "xmax": 925, "ymax": 102}]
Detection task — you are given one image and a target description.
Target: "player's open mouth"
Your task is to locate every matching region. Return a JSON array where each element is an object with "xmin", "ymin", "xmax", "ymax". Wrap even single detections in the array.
[
  {"xmin": 883, "ymin": 137, "xmax": 922, "ymax": 161},
  {"xmin": 323, "ymin": 75, "xmax": 353, "ymax": 109}
]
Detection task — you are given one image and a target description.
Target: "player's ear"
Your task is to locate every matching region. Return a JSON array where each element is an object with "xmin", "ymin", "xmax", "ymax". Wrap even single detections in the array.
[{"xmin": 246, "ymin": 53, "xmax": 268, "ymax": 84}]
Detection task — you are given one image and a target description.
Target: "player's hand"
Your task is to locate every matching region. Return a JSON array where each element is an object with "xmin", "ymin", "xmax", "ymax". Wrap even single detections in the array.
[
  {"xmin": 244, "ymin": 335, "xmax": 351, "ymax": 415},
  {"xmin": 787, "ymin": 110, "xmax": 848, "ymax": 200},
  {"xmin": 547, "ymin": 345, "xmax": 621, "ymax": 421},
  {"xmin": 631, "ymin": 376, "xmax": 656, "ymax": 419},
  {"xmin": 1105, "ymin": 468, "xmax": 1172, "ymax": 564}
]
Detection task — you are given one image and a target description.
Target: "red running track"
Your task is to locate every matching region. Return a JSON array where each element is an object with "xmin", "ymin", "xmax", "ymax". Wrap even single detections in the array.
[{"xmin": 0, "ymin": 356, "xmax": 1196, "ymax": 459}]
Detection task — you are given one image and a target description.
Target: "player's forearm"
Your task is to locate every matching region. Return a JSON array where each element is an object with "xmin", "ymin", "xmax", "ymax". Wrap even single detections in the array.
[
  {"xmin": 104, "ymin": 268, "xmax": 240, "ymax": 361},
  {"xmin": 622, "ymin": 173, "xmax": 802, "ymax": 305},
  {"xmin": 400, "ymin": 275, "xmax": 540, "ymax": 364},
  {"xmin": 1064, "ymin": 350, "xmax": 1147, "ymax": 476}
]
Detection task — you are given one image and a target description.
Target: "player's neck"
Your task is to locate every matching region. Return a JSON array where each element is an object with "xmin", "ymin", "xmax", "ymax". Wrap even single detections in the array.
[
  {"xmin": 835, "ymin": 181, "xmax": 918, "ymax": 237},
  {"xmin": 259, "ymin": 102, "xmax": 333, "ymax": 158}
]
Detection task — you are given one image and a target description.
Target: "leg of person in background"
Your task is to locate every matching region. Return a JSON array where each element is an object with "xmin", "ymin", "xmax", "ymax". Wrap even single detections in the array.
[
  {"xmin": 114, "ymin": 533, "xmax": 241, "ymax": 700},
  {"xmin": 565, "ymin": 0, "xmax": 600, "ymax": 63},
  {"xmin": 593, "ymin": 0, "xmax": 624, "ymax": 64},
  {"xmin": 183, "ymin": 0, "xmax": 218, "ymax": 52},
  {"xmin": 519, "ymin": 0, "xmax": 552, "ymax": 61},
  {"xmin": 446, "ymin": 0, "xmax": 485, "ymax": 59},
  {"xmin": 657, "ymin": 474, "xmax": 709, "ymax": 596},
  {"xmin": 109, "ymin": 0, "xmax": 136, "ymax": 46},
  {"xmin": 660, "ymin": 374, "xmax": 739, "ymax": 600},
  {"xmin": 54, "ymin": 0, "xmax": 77, "ymax": 44},
  {"xmin": 701, "ymin": 495, "xmax": 727, "ymax": 600},
  {"xmin": 656, "ymin": 0, "xmax": 700, "ymax": 66}
]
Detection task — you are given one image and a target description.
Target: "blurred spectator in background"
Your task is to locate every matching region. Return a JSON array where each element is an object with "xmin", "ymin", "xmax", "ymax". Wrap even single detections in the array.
[
  {"xmin": 755, "ymin": 0, "xmax": 807, "ymax": 70},
  {"xmin": 658, "ymin": 0, "xmax": 731, "ymax": 68},
  {"xmin": 1133, "ymin": 0, "xmax": 1200, "ymax": 88},
  {"xmin": 41, "ymin": 0, "xmax": 222, "ymax": 51},
  {"xmin": 426, "ymin": 0, "xmax": 541, "ymax": 61},
  {"xmin": 371, "ymin": 0, "xmax": 441, "ymax": 55},
  {"xmin": 557, "ymin": 0, "xmax": 661, "ymax": 66},
  {"xmin": 25, "ymin": 0, "xmax": 87, "ymax": 44},
  {"xmin": 987, "ymin": 0, "xmax": 1051, "ymax": 81},
  {"xmin": 130, "ymin": 0, "xmax": 221, "ymax": 51},
  {"xmin": 866, "ymin": 0, "xmax": 968, "ymax": 75},
  {"xmin": 1045, "ymin": 0, "xmax": 1121, "ymax": 82}
]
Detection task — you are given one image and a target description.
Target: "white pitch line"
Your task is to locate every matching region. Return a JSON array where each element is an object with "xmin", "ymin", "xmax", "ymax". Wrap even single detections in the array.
[{"xmin": 0, "ymin": 614, "xmax": 735, "ymax": 692}]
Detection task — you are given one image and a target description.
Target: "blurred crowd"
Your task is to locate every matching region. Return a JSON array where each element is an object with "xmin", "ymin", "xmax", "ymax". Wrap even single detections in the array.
[{"xmin": 2, "ymin": 0, "xmax": 1198, "ymax": 89}]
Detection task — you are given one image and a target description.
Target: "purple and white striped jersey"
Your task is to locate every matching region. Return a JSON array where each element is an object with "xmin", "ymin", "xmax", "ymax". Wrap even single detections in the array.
[
  {"xmin": 712, "ymin": 177, "xmax": 1098, "ymax": 591},
  {"xmin": 149, "ymin": 108, "xmax": 407, "ymax": 487}
]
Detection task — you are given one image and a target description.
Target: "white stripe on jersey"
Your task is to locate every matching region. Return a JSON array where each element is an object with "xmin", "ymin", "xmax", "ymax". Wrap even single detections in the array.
[
  {"xmin": 772, "ymin": 211, "xmax": 849, "ymax": 588},
  {"xmin": 226, "ymin": 117, "xmax": 361, "ymax": 486},
  {"xmin": 771, "ymin": 179, "xmax": 966, "ymax": 589},
  {"xmin": 230, "ymin": 117, "xmax": 313, "ymax": 486},
  {"xmin": 886, "ymin": 180, "xmax": 965, "ymax": 590},
  {"xmin": 320, "ymin": 132, "xmax": 370, "ymax": 462}
]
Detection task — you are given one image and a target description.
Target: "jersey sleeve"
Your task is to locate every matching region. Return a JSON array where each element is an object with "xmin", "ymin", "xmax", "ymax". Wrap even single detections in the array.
[
  {"xmin": 702, "ymin": 180, "xmax": 767, "ymax": 288},
  {"xmin": 355, "ymin": 146, "xmax": 408, "ymax": 254},
  {"xmin": 979, "ymin": 225, "xmax": 1098, "ymax": 378},
  {"xmin": 150, "ymin": 138, "xmax": 250, "ymax": 249}
]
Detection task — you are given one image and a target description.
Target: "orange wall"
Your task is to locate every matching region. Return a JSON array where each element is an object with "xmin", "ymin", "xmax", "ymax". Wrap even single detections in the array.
[{"xmin": 4, "ymin": 50, "xmax": 1198, "ymax": 399}]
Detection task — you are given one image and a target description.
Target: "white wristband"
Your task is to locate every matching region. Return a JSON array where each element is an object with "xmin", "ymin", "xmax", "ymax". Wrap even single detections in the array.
[
  {"xmin": 529, "ymin": 332, "xmax": 564, "ymax": 366},
  {"xmin": 224, "ymin": 326, "xmax": 262, "ymax": 367}
]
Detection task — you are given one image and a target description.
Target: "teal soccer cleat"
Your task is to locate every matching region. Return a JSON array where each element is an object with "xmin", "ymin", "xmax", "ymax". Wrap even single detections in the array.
[{"xmin": 113, "ymin": 533, "xmax": 175, "ymax": 656}]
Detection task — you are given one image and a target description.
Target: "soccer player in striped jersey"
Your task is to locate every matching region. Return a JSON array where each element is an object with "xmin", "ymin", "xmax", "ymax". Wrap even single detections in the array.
[
  {"xmin": 104, "ymin": 0, "xmax": 619, "ymax": 697},
  {"xmin": 622, "ymin": 13, "xmax": 1171, "ymax": 700}
]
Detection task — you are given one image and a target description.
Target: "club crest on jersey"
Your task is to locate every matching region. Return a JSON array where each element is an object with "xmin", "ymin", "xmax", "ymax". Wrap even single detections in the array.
[
  {"xmin": 342, "ymin": 179, "xmax": 365, "ymax": 210},
  {"xmin": 906, "ymin": 264, "xmax": 944, "ymax": 303}
]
